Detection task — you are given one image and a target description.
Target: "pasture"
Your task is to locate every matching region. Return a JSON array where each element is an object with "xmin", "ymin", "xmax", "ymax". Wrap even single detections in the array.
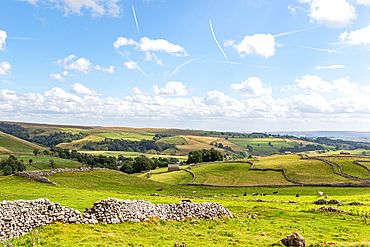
[{"xmin": 2, "ymin": 169, "xmax": 370, "ymax": 246}]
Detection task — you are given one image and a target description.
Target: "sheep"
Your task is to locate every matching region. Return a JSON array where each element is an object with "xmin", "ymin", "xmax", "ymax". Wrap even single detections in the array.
[{"xmin": 318, "ymin": 191, "xmax": 324, "ymax": 196}]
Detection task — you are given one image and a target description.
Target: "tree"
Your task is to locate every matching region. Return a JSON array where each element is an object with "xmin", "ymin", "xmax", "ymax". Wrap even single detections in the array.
[
  {"xmin": 49, "ymin": 160, "xmax": 55, "ymax": 169},
  {"xmin": 43, "ymin": 150, "xmax": 50, "ymax": 156},
  {"xmin": 186, "ymin": 150, "xmax": 203, "ymax": 164},
  {"xmin": 132, "ymin": 156, "xmax": 153, "ymax": 173},
  {"xmin": 29, "ymin": 159, "xmax": 33, "ymax": 165},
  {"xmin": 33, "ymin": 149, "xmax": 39, "ymax": 156},
  {"xmin": 3, "ymin": 165, "xmax": 12, "ymax": 175}
]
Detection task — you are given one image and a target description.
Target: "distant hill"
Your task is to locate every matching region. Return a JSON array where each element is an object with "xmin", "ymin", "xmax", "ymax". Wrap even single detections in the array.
[
  {"xmin": 0, "ymin": 121, "xmax": 336, "ymax": 157},
  {"xmin": 270, "ymin": 131, "xmax": 370, "ymax": 139}
]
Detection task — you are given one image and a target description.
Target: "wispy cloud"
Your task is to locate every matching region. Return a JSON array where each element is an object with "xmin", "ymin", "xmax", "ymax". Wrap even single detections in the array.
[
  {"xmin": 274, "ymin": 26, "xmax": 317, "ymax": 37},
  {"xmin": 315, "ymin": 65, "xmax": 345, "ymax": 70},
  {"xmin": 288, "ymin": 44, "xmax": 339, "ymax": 53},
  {"xmin": 132, "ymin": 6, "xmax": 141, "ymax": 37},
  {"xmin": 209, "ymin": 20, "xmax": 238, "ymax": 77},
  {"xmin": 218, "ymin": 61, "xmax": 277, "ymax": 69}
]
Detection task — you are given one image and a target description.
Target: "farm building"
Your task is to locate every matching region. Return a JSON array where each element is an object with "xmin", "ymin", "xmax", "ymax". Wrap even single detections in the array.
[
  {"xmin": 168, "ymin": 163, "xmax": 180, "ymax": 172},
  {"xmin": 340, "ymin": 151, "xmax": 351, "ymax": 155}
]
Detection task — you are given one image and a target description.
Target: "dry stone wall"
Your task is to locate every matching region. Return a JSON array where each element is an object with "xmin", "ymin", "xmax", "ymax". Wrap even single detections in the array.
[{"xmin": 0, "ymin": 198, "xmax": 233, "ymax": 240}]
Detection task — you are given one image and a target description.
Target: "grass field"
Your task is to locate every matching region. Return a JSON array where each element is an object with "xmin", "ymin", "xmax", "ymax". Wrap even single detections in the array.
[
  {"xmin": 0, "ymin": 131, "xmax": 45, "ymax": 150},
  {"xmin": 252, "ymin": 155, "xmax": 357, "ymax": 184},
  {"xmin": 0, "ymin": 136, "xmax": 35, "ymax": 150},
  {"xmin": 150, "ymin": 170, "xmax": 193, "ymax": 184},
  {"xmin": 157, "ymin": 136, "xmax": 188, "ymax": 145},
  {"xmin": 24, "ymin": 161, "xmax": 81, "ymax": 171},
  {"xmin": 2, "ymin": 169, "xmax": 370, "ymax": 246},
  {"xmin": 82, "ymin": 150, "xmax": 187, "ymax": 161},
  {"xmin": 191, "ymin": 162, "xmax": 292, "ymax": 186},
  {"xmin": 325, "ymin": 156, "xmax": 370, "ymax": 179}
]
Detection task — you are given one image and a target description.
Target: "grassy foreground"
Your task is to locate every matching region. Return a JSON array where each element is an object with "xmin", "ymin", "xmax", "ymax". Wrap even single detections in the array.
[{"xmin": 1, "ymin": 169, "xmax": 370, "ymax": 246}]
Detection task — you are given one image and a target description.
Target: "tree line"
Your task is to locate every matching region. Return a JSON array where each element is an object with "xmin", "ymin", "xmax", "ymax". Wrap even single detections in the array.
[
  {"xmin": 81, "ymin": 138, "xmax": 177, "ymax": 153},
  {"xmin": 49, "ymin": 146, "xmax": 179, "ymax": 174}
]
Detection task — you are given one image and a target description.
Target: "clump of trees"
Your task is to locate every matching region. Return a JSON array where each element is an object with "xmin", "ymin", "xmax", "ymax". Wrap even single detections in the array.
[
  {"xmin": 152, "ymin": 133, "xmax": 173, "ymax": 141},
  {"xmin": 82, "ymin": 138, "xmax": 177, "ymax": 153},
  {"xmin": 30, "ymin": 132, "xmax": 89, "ymax": 146},
  {"xmin": 0, "ymin": 155, "xmax": 26, "ymax": 175},
  {"xmin": 186, "ymin": 149, "xmax": 223, "ymax": 164},
  {"xmin": 49, "ymin": 146, "xmax": 179, "ymax": 174}
]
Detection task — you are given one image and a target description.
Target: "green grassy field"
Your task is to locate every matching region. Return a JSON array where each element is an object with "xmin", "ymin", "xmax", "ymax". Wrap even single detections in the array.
[
  {"xmin": 83, "ymin": 150, "xmax": 187, "ymax": 161},
  {"xmin": 191, "ymin": 162, "xmax": 292, "ymax": 186},
  {"xmin": 150, "ymin": 170, "xmax": 193, "ymax": 184},
  {"xmin": 157, "ymin": 136, "xmax": 188, "ymax": 145},
  {"xmin": 0, "ymin": 136, "xmax": 35, "ymax": 150},
  {"xmin": 2, "ymin": 169, "xmax": 370, "ymax": 246},
  {"xmin": 252, "ymin": 155, "xmax": 357, "ymax": 184}
]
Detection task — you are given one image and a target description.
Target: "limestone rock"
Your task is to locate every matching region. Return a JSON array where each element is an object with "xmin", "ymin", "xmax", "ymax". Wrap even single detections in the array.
[{"xmin": 280, "ymin": 232, "xmax": 305, "ymax": 247}]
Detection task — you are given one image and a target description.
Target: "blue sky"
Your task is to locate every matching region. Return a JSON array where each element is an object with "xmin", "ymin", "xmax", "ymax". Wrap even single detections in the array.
[{"xmin": 1, "ymin": 0, "xmax": 370, "ymax": 132}]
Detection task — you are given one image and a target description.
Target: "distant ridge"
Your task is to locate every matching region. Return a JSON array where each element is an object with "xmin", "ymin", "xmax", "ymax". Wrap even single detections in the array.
[{"xmin": 270, "ymin": 131, "xmax": 370, "ymax": 139}]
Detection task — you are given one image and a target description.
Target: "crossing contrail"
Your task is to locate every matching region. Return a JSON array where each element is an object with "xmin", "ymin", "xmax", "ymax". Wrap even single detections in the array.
[
  {"xmin": 209, "ymin": 20, "xmax": 238, "ymax": 77},
  {"xmin": 132, "ymin": 6, "xmax": 141, "ymax": 37},
  {"xmin": 118, "ymin": 51, "xmax": 152, "ymax": 79},
  {"xmin": 167, "ymin": 51, "xmax": 219, "ymax": 78}
]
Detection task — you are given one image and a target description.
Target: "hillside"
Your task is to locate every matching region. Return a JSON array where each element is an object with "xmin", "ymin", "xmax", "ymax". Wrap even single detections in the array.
[{"xmin": 0, "ymin": 121, "xmax": 336, "ymax": 158}]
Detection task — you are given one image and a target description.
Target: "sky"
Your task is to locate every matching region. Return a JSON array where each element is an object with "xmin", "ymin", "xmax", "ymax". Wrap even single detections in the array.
[{"xmin": 0, "ymin": 0, "xmax": 370, "ymax": 132}]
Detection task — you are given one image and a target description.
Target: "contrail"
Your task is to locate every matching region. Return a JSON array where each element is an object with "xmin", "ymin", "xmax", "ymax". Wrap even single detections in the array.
[
  {"xmin": 209, "ymin": 20, "xmax": 238, "ymax": 77},
  {"xmin": 118, "ymin": 51, "xmax": 152, "ymax": 79},
  {"xmin": 218, "ymin": 61, "xmax": 277, "ymax": 69},
  {"xmin": 288, "ymin": 44, "xmax": 339, "ymax": 53},
  {"xmin": 274, "ymin": 26, "xmax": 317, "ymax": 37},
  {"xmin": 132, "ymin": 6, "xmax": 140, "ymax": 37},
  {"xmin": 167, "ymin": 51, "xmax": 219, "ymax": 78}
]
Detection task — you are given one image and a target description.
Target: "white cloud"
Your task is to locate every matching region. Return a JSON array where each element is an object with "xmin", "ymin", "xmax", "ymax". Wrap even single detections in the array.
[
  {"xmin": 224, "ymin": 40, "xmax": 235, "ymax": 47},
  {"xmin": 361, "ymin": 84, "xmax": 370, "ymax": 93},
  {"xmin": 138, "ymin": 37, "xmax": 187, "ymax": 56},
  {"xmin": 144, "ymin": 52, "xmax": 163, "ymax": 66},
  {"xmin": 20, "ymin": 0, "xmax": 121, "ymax": 17},
  {"xmin": 124, "ymin": 61, "xmax": 138, "ymax": 70},
  {"xmin": 366, "ymin": 67, "xmax": 370, "ymax": 70},
  {"xmin": 356, "ymin": 0, "xmax": 370, "ymax": 5},
  {"xmin": 132, "ymin": 87, "xmax": 143, "ymax": 95},
  {"xmin": 233, "ymin": 33, "xmax": 276, "ymax": 58},
  {"xmin": 3, "ymin": 85, "xmax": 370, "ymax": 129},
  {"xmin": 340, "ymin": 24, "xmax": 370, "ymax": 50},
  {"xmin": 95, "ymin": 65, "xmax": 115, "ymax": 73},
  {"xmin": 50, "ymin": 73, "xmax": 65, "ymax": 82},
  {"xmin": 55, "ymin": 55, "xmax": 114, "ymax": 76},
  {"xmin": 69, "ymin": 83, "xmax": 102, "ymax": 96},
  {"xmin": 62, "ymin": 71, "xmax": 74, "ymax": 76},
  {"xmin": 153, "ymin": 81, "xmax": 188, "ymax": 96},
  {"xmin": 0, "ymin": 62, "xmax": 11, "ymax": 75},
  {"xmin": 113, "ymin": 37, "xmax": 138, "ymax": 49},
  {"xmin": 315, "ymin": 65, "xmax": 345, "ymax": 70},
  {"xmin": 294, "ymin": 74, "xmax": 358, "ymax": 95},
  {"xmin": 114, "ymin": 37, "xmax": 187, "ymax": 57},
  {"xmin": 64, "ymin": 57, "xmax": 92, "ymax": 73},
  {"xmin": 231, "ymin": 77, "xmax": 272, "ymax": 96},
  {"xmin": 0, "ymin": 30, "xmax": 7, "ymax": 51},
  {"xmin": 299, "ymin": 0, "xmax": 356, "ymax": 28}
]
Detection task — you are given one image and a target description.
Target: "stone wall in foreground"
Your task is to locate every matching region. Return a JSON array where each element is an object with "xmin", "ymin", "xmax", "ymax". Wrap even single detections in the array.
[{"xmin": 0, "ymin": 198, "xmax": 233, "ymax": 240}]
